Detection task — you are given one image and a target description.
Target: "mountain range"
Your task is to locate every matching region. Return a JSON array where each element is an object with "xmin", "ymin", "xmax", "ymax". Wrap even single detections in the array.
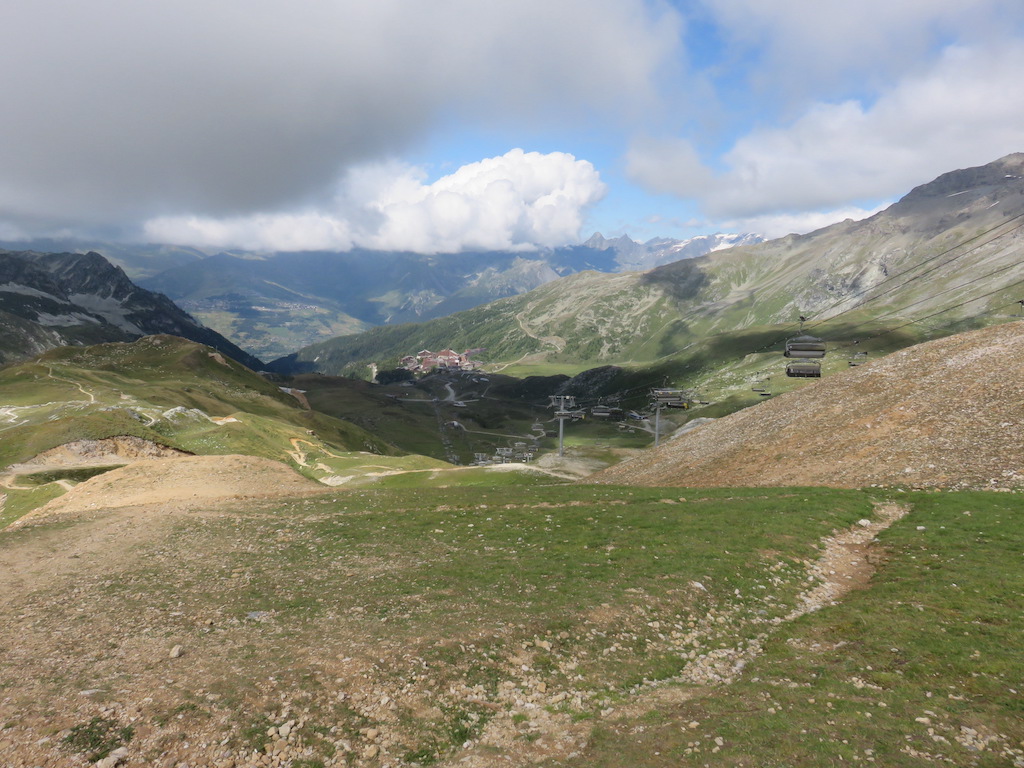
[
  {"xmin": 3, "ymin": 152, "xmax": 1024, "ymax": 405},
  {"xmin": 582, "ymin": 231, "xmax": 764, "ymax": 271},
  {"xmin": 0, "ymin": 232, "xmax": 761, "ymax": 361}
]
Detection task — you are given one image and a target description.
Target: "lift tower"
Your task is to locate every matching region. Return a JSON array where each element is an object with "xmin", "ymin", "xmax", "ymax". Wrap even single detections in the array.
[
  {"xmin": 650, "ymin": 388, "xmax": 688, "ymax": 447},
  {"xmin": 548, "ymin": 395, "xmax": 584, "ymax": 457}
]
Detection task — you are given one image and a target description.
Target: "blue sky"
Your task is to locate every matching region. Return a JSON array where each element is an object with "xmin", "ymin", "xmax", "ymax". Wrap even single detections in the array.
[{"xmin": 2, "ymin": 1, "xmax": 1024, "ymax": 253}]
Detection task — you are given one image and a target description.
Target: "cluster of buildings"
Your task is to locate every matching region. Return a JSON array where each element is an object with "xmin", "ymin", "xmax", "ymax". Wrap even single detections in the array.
[{"xmin": 399, "ymin": 348, "xmax": 482, "ymax": 373}]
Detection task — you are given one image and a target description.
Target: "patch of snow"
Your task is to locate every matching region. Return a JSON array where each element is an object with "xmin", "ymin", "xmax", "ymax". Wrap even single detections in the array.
[
  {"xmin": 68, "ymin": 293, "xmax": 145, "ymax": 334},
  {"xmin": 33, "ymin": 312, "xmax": 103, "ymax": 327},
  {"xmin": 0, "ymin": 283, "xmax": 60, "ymax": 299}
]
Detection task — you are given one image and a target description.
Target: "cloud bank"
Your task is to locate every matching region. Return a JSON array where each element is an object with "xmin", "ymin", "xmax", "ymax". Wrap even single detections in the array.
[
  {"xmin": 144, "ymin": 150, "xmax": 606, "ymax": 253},
  {"xmin": 0, "ymin": 0, "xmax": 674, "ymax": 227},
  {"xmin": 628, "ymin": 41, "xmax": 1024, "ymax": 222},
  {"xmin": 702, "ymin": 0, "xmax": 1021, "ymax": 98},
  {"xmin": 2, "ymin": 0, "xmax": 1022, "ymax": 249}
]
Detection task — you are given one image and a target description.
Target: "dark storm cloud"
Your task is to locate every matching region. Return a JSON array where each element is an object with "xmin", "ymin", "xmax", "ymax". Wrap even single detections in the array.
[{"xmin": 0, "ymin": 0, "xmax": 677, "ymax": 227}]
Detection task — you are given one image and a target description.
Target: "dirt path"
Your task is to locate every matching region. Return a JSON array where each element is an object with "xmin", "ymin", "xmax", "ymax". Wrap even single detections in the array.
[
  {"xmin": 45, "ymin": 364, "xmax": 96, "ymax": 403},
  {"xmin": 515, "ymin": 310, "xmax": 565, "ymax": 352},
  {"xmin": 286, "ymin": 437, "xmax": 345, "ymax": 467},
  {"xmin": 786, "ymin": 501, "xmax": 908, "ymax": 619},
  {"xmin": 665, "ymin": 502, "xmax": 910, "ymax": 689}
]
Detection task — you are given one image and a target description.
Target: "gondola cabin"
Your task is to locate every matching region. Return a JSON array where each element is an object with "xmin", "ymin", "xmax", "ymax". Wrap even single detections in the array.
[{"xmin": 652, "ymin": 388, "xmax": 689, "ymax": 408}]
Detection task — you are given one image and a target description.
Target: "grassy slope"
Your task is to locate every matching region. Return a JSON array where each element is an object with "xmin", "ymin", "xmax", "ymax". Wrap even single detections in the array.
[
  {"xmin": 0, "ymin": 336, "xmax": 395, "ymax": 471},
  {"xmin": 290, "ymin": 370, "xmax": 657, "ymax": 467},
  {"xmin": 0, "ymin": 336, "xmax": 666, "ymax": 524},
  {"xmin": 269, "ymin": 263, "xmax": 1013, "ymax": 414},
  {"xmin": 3, "ymin": 485, "xmax": 1019, "ymax": 767},
  {"xmin": 575, "ymin": 490, "xmax": 1024, "ymax": 767}
]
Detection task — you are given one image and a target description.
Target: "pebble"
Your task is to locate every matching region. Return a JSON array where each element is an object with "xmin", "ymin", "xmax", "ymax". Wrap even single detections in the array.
[{"xmin": 95, "ymin": 746, "xmax": 129, "ymax": 768}]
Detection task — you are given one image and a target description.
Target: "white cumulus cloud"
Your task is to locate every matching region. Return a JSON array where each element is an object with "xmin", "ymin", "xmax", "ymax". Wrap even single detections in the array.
[{"xmin": 144, "ymin": 149, "xmax": 606, "ymax": 253}]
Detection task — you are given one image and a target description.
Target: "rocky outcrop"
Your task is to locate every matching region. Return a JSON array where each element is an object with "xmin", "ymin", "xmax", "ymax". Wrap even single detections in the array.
[{"xmin": 0, "ymin": 249, "xmax": 263, "ymax": 368}]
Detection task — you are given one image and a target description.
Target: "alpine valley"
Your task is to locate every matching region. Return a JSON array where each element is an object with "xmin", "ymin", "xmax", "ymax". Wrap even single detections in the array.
[
  {"xmin": 271, "ymin": 153, "xmax": 1024, "ymax": 395},
  {"xmin": 1, "ymin": 155, "xmax": 1023, "ymax": 768}
]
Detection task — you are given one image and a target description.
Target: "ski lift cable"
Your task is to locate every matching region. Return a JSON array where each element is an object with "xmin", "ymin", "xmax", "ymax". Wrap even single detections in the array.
[
  {"xmin": 814, "ymin": 254, "xmax": 1024, "ymax": 343},
  {"xmin": 801, "ymin": 212, "xmax": 1024, "ymax": 333},
  {"xmin": 828, "ymin": 273, "xmax": 1024, "ymax": 352}
]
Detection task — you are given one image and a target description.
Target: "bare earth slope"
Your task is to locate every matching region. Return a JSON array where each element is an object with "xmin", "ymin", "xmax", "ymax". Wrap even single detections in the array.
[
  {"xmin": 593, "ymin": 320, "xmax": 1024, "ymax": 489},
  {"xmin": 14, "ymin": 454, "xmax": 329, "ymax": 525}
]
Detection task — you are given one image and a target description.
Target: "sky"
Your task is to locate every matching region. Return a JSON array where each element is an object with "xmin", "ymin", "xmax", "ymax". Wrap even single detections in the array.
[{"xmin": 2, "ymin": 0, "xmax": 1024, "ymax": 254}]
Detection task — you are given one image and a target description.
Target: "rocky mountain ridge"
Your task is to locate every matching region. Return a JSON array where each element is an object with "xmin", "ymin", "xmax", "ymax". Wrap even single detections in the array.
[{"xmin": 0, "ymin": 250, "xmax": 262, "ymax": 368}]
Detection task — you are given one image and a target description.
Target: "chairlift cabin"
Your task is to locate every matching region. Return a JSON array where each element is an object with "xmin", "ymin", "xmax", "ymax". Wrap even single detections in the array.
[
  {"xmin": 652, "ymin": 388, "xmax": 688, "ymax": 408},
  {"xmin": 784, "ymin": 335, "xmax": 827, "ymax": 359},
  {"xmin": 786, "ymin": 361, "xmax": 821, "ymax": 378}
]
